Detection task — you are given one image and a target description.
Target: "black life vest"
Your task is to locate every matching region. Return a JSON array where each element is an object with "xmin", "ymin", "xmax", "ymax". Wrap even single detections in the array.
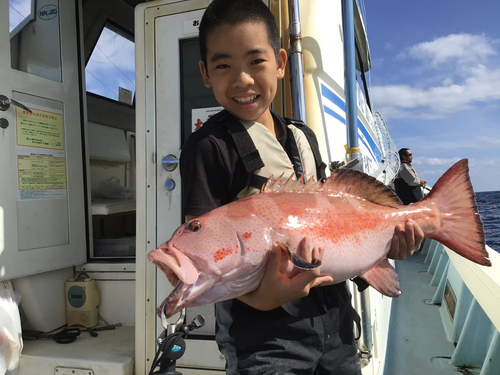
[
  {"xmin": 201, "ymin": 110, "xmax": 327, "ymax": 196},
  {"xmin": 394, "ymin": 163, "xmax": 423, "ymax": 204}
]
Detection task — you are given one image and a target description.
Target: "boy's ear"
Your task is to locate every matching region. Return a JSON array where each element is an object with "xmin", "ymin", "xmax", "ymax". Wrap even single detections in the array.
[
  {"xmin": 276, "ymin": 48, "xmax": 287, "ymax": 80},
  {"xmin": 199, "ymin": 61, "xmax": 212, "ymax": 88}
]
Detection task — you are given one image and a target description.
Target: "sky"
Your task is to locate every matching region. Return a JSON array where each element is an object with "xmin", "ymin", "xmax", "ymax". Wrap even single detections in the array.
[
  {"xmin": 9, "ymin": 0, "xmax": 31, "ymax": 32},
  {"xmin": 361, "ymin": 0, "xmax": 500, "ymax": 192},
  {"xmin": 84, "ymin": 26, "xmax": 136, "ymax": 103}
]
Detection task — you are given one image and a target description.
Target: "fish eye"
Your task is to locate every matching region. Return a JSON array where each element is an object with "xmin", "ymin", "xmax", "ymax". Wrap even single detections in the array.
[{"xmin": 188, "ymin": 220, "xmax": 202, "ymax": 232}]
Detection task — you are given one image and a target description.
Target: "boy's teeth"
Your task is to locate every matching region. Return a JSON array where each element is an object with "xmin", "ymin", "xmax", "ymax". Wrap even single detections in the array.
[{"xmin": 234, "ymin": 95, "xmax": 257, "ymax": 104}]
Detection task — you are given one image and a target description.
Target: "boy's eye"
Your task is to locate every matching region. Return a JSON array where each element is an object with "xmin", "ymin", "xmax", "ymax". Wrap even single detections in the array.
[
  {"xmin": 251, "ymin": 59, "xmax": 265, "ymax": 65},
  {"xmin": 215, "ymin": 64, "xmax": 230, "ymax": 69}
]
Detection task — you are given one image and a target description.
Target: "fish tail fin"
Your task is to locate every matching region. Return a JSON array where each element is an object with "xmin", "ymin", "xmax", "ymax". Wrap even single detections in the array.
[{"xmin": 420, "ymin": 159, "xmax": 490, "ymax": 266}]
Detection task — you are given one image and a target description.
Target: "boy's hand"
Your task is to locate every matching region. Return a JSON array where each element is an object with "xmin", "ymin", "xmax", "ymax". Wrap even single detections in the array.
[
  {"xmin": 237, "ymin": 237, "xmax": 333, "ymax": 311},
  {"xmin": 387, "ymin": 219, "xmax": 424, "ymax": 260}
]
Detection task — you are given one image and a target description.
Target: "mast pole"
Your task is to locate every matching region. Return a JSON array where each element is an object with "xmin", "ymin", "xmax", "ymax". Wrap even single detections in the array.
[
  {"xmin": 342, "ymin": 0, "xmax": 373, "ymax": 362},
  {"xmin": 342, "ymin": 0, "xmax": 363, "ymax": 171},
  {"xmin": 288, "ymin": 0, "xmax": 306, "ymax": 121}
]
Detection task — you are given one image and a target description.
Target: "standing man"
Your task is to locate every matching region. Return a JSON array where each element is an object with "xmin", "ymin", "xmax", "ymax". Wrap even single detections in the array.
[{"xmin": 394, "ymin": 148, "xmax": 427, "ymax": 204}]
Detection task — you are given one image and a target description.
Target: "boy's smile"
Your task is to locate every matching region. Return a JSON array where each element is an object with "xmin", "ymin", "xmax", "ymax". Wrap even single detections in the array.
[{"xmin": 199, "ymin": 22, "xmax": 287, "ymax": 132}]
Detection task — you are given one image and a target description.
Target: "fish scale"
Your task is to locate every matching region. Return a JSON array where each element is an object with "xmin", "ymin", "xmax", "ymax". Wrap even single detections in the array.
[{"xmin": 149, "ymin": 159, "xmax": 491, "ymax": 318}]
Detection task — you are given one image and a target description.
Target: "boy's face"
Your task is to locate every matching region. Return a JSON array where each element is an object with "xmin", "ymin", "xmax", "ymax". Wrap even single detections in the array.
[{"xmin": 199, "ymin": 22, "xmax": 287, "ymax": 127}]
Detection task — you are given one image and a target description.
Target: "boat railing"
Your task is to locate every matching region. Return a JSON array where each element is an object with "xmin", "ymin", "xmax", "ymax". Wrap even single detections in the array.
[{"xmin": 421, "ymin": 239, "xmax": 500, "ymax": 374}]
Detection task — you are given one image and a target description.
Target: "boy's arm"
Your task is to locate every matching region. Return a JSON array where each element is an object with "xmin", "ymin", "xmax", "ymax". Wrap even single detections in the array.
[{"xmin": 237, "ymin": 238, "xmax": 333, "ymax": 311}]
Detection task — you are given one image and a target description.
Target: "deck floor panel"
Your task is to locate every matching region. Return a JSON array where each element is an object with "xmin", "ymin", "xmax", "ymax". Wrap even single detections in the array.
[{"xmin": 384, "ymin": 251, "xmax": 461, "ymax": 375}]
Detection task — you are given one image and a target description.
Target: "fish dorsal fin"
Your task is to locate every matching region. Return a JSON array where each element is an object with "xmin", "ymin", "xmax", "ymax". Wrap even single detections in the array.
[
  {"xmin": 261, "ymin": 169, "xmax": 402, "ymax": 208},
  {"xmin": 261, "ymin": 172, "xmax": 320, "ymax": 193}
]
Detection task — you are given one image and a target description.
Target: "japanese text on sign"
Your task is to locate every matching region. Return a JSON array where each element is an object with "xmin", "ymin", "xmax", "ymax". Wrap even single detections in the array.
[
  {"xmin": 18, "ymin": 155, "xmax": 67, "ymax": 191},
  {"xmin": 16, "ymin": 107, "xmax": 64, "ymax": 150}
]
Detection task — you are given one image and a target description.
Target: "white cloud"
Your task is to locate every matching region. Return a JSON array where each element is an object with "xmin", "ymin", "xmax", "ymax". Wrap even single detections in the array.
[
  {"xmin": 373, "ymin": 32, "xmax": 500, "ymax": 192},
  {"xmin": 442, "ymin": 77, "xmax": 454, "ymax": 86},
  {"xmin": 468, "ymin": 158, "xmax": 500, "ymax": 192},
  {"xmin": 401, "ymin": 33, "xmax": 496, "ymax": 67},
  {"xmin": 414, "ymin": 157, "xmax": 462, "ymax": 166},
  {"xmin": 476, "ymin": 135, "xmax": 500, "ymax": 146},
  {"xmin": 373, "ymin": 33, "xmax": 500, "ymax": 120},
  {"xmin": 412, "ymin": 156, "xmax": 500, "ymax": 192},
  {"xmin": 372, "ymin": 65, "xmax": 500, "ymax": 119}
]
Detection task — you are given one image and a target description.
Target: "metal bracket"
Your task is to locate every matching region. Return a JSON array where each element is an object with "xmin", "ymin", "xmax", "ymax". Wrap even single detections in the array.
[
  {"xmin": 160, "ymin": 305, "xmax": 186, "ymax": 339},
  {"xmin": 55, "ymin": 367, "xmax": 93, "ymax": 375}
]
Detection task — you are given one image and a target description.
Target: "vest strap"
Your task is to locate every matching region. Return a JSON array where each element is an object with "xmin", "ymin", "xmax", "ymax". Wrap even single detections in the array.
[
  {"xmin": 249, "ymin": 174, "xmax": 268, "ymax": 191},
  {"xmin": 285, "ymin": 118, "xmax": 327, "ymax": 180},
  {"xmin": 205, "ymin": 110, "xmax": 326, "ymax": 188},
  {"xmin": 225, "ymin": 121, "xmax": 265, "ymax": 173}
]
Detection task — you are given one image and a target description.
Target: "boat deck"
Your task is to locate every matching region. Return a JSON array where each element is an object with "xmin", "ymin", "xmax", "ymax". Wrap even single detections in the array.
[{"xmin": 384, "ymin": 249, "xmax": 463, "ymax": 375}]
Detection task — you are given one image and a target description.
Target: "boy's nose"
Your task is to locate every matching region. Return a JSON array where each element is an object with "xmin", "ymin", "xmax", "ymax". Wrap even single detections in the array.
[{"xmin": 233, "ymin": 70, "xmax": 254, "ymax": 87}]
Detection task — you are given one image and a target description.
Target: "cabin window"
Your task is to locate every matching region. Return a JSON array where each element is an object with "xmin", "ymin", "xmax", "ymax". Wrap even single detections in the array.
[
  {"xmin": 85, "ymin": 23, "xmax": 135, "ymax": 105},
  {"xmin": 9, "ymin": 0, "xmax": 62, "ymax": 82}
]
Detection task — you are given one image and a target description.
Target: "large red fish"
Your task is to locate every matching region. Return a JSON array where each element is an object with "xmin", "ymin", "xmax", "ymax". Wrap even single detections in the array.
[{"xmin": 149, "ymin": 159, "xmax": 490, "ymax": 318}]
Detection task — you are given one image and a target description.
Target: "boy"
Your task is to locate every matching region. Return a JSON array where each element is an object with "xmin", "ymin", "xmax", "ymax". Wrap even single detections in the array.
[{"xmin": 180, "ymin": 0, "xmax": 423, "ymax": 373}]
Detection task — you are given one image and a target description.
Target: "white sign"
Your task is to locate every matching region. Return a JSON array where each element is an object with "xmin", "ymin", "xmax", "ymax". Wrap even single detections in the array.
[
  {"xmin": 183, "ymin": 18, "xmax": 201, "ymax": 35},
  {"xmin": 191, "ymin": 106, "xmax": 224, "ymax": 132},
  {"xmin": 15, "ymin": 104, "xmax": 67, "ymax": 201}
]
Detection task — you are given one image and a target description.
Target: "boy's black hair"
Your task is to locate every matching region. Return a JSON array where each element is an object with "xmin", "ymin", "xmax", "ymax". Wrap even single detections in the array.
[{"xmin": 199, "ymin": 0, "xmax": 281, "ymax": 68}]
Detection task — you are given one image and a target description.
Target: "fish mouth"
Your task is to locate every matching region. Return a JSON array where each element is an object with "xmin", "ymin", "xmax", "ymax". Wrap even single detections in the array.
[
  {"xmin": 157, "ymin": 277, "xmax": 190, "ymax": 318},
  {"xmin": 148, "ymin": 243, "xmax": 215, "ymax": 318},
  {"xmin": 148, "ymin": 243, "xmax": 199, "ymax": 285}
]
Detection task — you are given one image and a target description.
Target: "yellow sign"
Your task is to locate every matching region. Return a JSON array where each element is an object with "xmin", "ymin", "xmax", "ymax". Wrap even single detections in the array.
[
  {"xmin": 18, "ymin": 155, "xmax": 67, "ymax": 191},
  {"xmin": 16, "ymin": 107, "xmax": 64, "ymax": 150}
]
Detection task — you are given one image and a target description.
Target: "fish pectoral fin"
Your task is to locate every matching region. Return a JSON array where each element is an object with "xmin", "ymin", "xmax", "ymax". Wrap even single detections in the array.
[
  {"xmin": 276, "ymin": 242, "xmax": 321, "ymax": 270},
  {"xmin": 358, "ymin": 258, "xmax": 401, "ymax": 297}
]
